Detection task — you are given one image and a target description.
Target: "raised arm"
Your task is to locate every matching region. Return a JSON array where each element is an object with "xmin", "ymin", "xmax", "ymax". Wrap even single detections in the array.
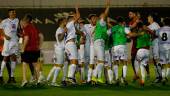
[
  {"xmin": 74, "ymin": 3, "xmax": 80, "ymax": 22},
  {"xmin": 101, "ymin": 0, "xmax": 110, "ymax": 19}
]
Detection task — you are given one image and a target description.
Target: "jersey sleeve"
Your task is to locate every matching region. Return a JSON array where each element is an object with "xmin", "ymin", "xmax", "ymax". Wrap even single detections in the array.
[{"xmin": 0, "ymin": 20, "xmax": 6, "ymax": 29}]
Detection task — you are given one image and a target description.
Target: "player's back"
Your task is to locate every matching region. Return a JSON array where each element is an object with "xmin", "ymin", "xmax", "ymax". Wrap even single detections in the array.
[{"xmin": 158, "ymin": 26, "xmax": 170, "ymax": 50}]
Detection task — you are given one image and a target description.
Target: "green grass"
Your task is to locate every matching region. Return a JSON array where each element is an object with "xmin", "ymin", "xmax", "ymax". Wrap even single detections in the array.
[{"xmin": 0, "ymin": 64, "xmax": 170, "ymax": 96}]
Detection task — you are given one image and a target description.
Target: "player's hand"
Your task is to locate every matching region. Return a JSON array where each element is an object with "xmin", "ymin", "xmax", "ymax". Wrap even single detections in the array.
[
  {"xmin": 64, "ymin": 27, "xmax": 68, "ymax": 33},
  {"xmin": 4, "ymin": 35, "xmax": 11, "ymax": 40},
  {"xmin": 106, "ymin": 0, "xmax": 110, "ymax": 6},
  {"xmin": 75, "ymin": 2, "xmax": 79, "ymax": 9}
]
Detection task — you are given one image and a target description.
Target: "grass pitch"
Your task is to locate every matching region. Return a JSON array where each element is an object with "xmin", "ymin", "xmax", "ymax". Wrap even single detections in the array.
[{"xmin": 0, "ymin": 64, "xmax": 170, "ymax": 96}]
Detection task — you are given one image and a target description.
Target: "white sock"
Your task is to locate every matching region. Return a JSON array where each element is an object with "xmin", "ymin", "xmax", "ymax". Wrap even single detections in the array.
[
  {"xmin": 113, "ymin": 65, "xmax": 118, "ymax": 80},
  {"xmin": 80, "ymin": 67, "xmax": 85, "ymax": 81},
  {"xmin": 80, "ymin": 45, "xmax": 85, "ymax": 63},
  {"xmin": 47, "ymin": 66, "xmax": 56, "ymax": 81},
  {"xmin": 87, "ymin": 68, "xmax": 93, "ymax": 82},
  {"xmin": 52, "ymin": 67, "xmax": 61, "ymax": 83},
  {"xmin": 123, "ymin": 65, "xmax": 127, "ymax": 78},
  {"xmin": 166, "ymin": 68, "xmax": 170, "ymax": 77},
  {"xmin": 0, "ymin": 61, "xmax": 6, "ymax": 77},
  {"xmin": 162, "ymin": 68, "xmax": 166, "ymax": 79},
  {"xmin": 68, "ymin": 64, "xmax": 76, "ymax": 78},
  {"xmin": 62, "ymin": 62, "xmax": 68, "ymax": 81},
  {"xmin": 140, "ymin": 64, "xmax": 145, "ymax": 81},
  {"xmin": 107, "ymin": 69, "xmax": 113, "ymax": 83},
  {"xmin": 11, "ymin": 61, "xmax": 16, "ymax": 77},
  {"xmin": 97, "ymin": 63, "xmax": 103, "ymax": 79},
  {"xmin": 134, "ymin": 60, "xmax": 140, "ymax": 75}
]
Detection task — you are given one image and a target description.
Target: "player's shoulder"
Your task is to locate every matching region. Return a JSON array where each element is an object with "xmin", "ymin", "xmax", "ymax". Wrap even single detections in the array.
[
  {"xmin": 56, "ymin": 27, "xmax": 64, "ymax": 33},
  {"xmin": 160, "ymin": 26, "xmax": 170, "ymax": 31},
  {"xmin": 14, "ymin": 18, "xmax": 19, "ymax": 22},
  {"xmin": 1, "ymin": 18, "xmax": 9, "ymax": 24}
]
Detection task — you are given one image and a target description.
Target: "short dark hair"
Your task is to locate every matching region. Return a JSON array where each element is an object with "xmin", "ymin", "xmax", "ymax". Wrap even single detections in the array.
[
  {"xmin": 163, "ymin": 17, "xmax": 170, "ymax": 26},
  {"xmin": 8, "ymin": 9, "xmax": 15, "ymax": 12},
  {"xmin": 88, "ymin": 14, "xmax": 96, "ymax": 20},
  {"xmin": 128, "ymin": 9, "xmax": 138, "ymax": 14},
  {"xmin": 58, "ymin": 17, "xmax": 66, "ymax": 25},
  {"xmin": 23, "ymin": 13, "xmax": 33, "ymax": 22}
]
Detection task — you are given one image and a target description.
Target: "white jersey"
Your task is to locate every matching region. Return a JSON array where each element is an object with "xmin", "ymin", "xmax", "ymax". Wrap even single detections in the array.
[
  {"xmin": 148, "ymin": 22, "xmax": 160, "ymax": 31},
  {"xmin": 65, "ymin": 20, "xmax": 76, "ymax": 42},
  {"xmin": 0, "ymin": 18, "xmax": 19, "ymax": 41},
  {"xmin": 55, "ymin": 27, "xmax": 65, "ymax": 48},
  {"xmin": 84, "ymin": 24, "xmax": 95, "ymax": 45},
  {"xmin": 158, "ymin": 26, "xmax": 170, "ymax": 50}
]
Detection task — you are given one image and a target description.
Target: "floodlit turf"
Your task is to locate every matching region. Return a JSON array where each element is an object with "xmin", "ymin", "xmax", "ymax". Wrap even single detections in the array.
[{"xmin": 0, "ymin": 64, "xmax": 170, "ymax": 96}]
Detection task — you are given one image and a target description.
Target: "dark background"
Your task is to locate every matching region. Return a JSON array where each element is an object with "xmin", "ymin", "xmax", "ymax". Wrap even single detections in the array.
[{"xmin": 0, "ymin": 7, "xmax": 170, "ymax": 41}]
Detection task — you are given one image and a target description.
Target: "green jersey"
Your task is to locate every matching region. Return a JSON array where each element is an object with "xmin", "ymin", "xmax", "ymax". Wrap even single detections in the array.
[
  {"xmin": 111, "ymin": 24, "xmax": 128, "ymax": 46},
  {"xmin": 136, "ymin": 31, "xmax": 151, "ymax": 48},
  {"xmin": 94, "ymin": 20, "xmax": 108, "ymax": 41}
]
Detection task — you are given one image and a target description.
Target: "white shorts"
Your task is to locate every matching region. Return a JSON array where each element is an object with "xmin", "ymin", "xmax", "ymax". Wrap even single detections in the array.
[
  {"xmin": 159, "ymin": 48, "xmax": 170, "ymax": 64},
  {"xmin": 151, "ymin": 39, "xmax": 159, "ymax": 59},
  {"xmin": 65, "ymin": 42, "xmax": 78, "ymax": 60},
  {"xmin": 54, "ymin": 45, "xmax": 64, "ymax": 64},
  {"xmin": 2, "ymin": 40, "xmax": 19, "ymax": 56},
  {"xmin": 112, "ymin": 45, "xmax": 127, "ymax": 61},
  {"xmin": 94, "ymin": 39, "xmax": 105, "ymax": 61},
  {"xmin": 136, "ymin": 49, "xmax": 150, "ymax": 66},
  {"xmin": 78, "ymin": 45, "xmax": 85, "ymax": 64},
  {"xmin": 105, "ymin": 50, "xmax": 112, "ymax": 67}
]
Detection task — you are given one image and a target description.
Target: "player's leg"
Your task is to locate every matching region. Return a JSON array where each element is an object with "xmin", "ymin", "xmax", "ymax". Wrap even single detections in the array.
[
  {"xmin": 0, "ymin": 40, "xmax": 10, "ymax": 83},
  {"xmin": 131, "ymin": 49, "xmax": 138, "ymax": 81},
  {"xmin": 51, "ymin": 47, "xmax": 64, "ymax": 86},
  {"xmin": 61, "ymin": 60, "xmax": 68, "ymax": 86},
  {"xmin": 166, "ymin": 50, "xmax": 170, "ymax": 78},
  {"xmin": 66, "ymin": 42, "xmax": 78, "ymax": 84},
  {"xmin": 37, "ymin": 51, "xmax": 46, "ymax": 83},
  {"xmin": 104, "ymin": 50, "xmax": 109, "ymax": 84},
  {"xmin": 159, "ymin": 49, "xmax": 168, "ymax": 84},
  {"xmin": 138, "ymin": 49, "xmax": 149, "ymax": 86},
  {"xmin": 78, "ymin": 44, "xmax": 85, "ymax": 83},
  {"xmin": 6, "ymin": 59, "xmax": 12, "ymax": 82},
  {"xmin": 0, "ymin": 56, "xmax": 8, "ymax": 84},
  {"xmin": 134, "ymin": 53, "xmax": 140, "ymax": 82},
  {"xmin": 92, "ymin": 39, "xmax": 105, "ymax": 83},
  {"xmin": 9, "ymin": 54, "xmax": 17, "ymax": 83},
  {"xmin": 119, "ymin": 45, "xmax": 128, "ymax": 85},
  {"xmin": 152, "ymin": 39, "xmax": 162, "ymax": 82},
  {"xmin": 28, "ymin": 63, "xmax": 35, "ymax": 82},
  {"xmin": 105, "ymin": 50, "xmax": 113, "ymax": 84},
  {"xmin": 87, "ymin": 45, "xmax": 95, "ymax": 83},
  {"xmin": 112, "ymin": 46, "xmax": 119, "ymax": 85},
  {"xmin": 21, "ymin": 62, "xmax": 28, "ymax": 87}
]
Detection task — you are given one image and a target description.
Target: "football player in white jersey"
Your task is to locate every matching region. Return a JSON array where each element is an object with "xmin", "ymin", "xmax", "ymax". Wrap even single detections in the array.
[
  {"xmin": 157, "ymin": 18, "xmax": 170, "ymax": 85},
  {"xmin": 46, "ymin": 17, "xmax": 67, "ymax": 86},
  {"xmin": 147, "ymin": 14, "xmax": 161, "ymax": 83},
  {"xmin": 0, "ymin": 9, "xmax": 19, "ymax": 84},
  {"xmin": 84, "ymin": 14, "xmax": 97, "ymax": 83},
  {"xmin": 65, "ymin": 5, "xmax": 80, "ymax": 84},
  {"xmin": 75, "ymin": 18, "xmax": 86, "ymax": 83}
]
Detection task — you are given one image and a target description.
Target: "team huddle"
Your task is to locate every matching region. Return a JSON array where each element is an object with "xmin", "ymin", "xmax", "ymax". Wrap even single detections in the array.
[{"xmin": 0, "ymin": 0, "xmax": 170, "ymax": 87}]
